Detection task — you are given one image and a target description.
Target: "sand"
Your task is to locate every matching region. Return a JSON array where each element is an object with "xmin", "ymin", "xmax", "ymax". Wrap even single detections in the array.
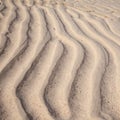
[{"xmin": 0, "ymin": 0, "xmax": 120, "ymax": 120}]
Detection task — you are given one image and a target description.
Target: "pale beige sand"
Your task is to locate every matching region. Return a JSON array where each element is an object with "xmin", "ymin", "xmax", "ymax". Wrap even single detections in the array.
[{"xmin": 0, "ymin": 0, "xmax": 120, "ymax": 120}]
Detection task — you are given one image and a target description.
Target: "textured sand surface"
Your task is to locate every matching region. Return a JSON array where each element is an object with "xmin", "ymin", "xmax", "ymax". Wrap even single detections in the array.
[{"xmin": 0, "ymin": 0, "xmax": 120, "ymax": 120}]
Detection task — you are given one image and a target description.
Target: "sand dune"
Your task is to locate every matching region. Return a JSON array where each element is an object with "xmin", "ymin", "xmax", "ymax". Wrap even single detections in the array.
[{"xmin": 0, "ymin": 0, "xmax": 120, "ymax": 120}]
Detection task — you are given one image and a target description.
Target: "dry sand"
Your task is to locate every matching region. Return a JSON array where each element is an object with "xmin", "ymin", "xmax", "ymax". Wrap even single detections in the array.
[{"xmin": 0, "ymin": 0, "xmax": 120, "ymax": 120}]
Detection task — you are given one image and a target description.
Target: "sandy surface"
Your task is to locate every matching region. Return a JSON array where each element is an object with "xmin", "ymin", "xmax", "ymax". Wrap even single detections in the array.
[{"xmin": 0, "ymin": 0, "xmax": 120, "ymax": 120}]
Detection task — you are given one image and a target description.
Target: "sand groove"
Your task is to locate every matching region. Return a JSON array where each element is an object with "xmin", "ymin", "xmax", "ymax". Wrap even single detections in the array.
[{"xmin": 0, "ymin": 0, "xmax": 120, "ymax": 120}]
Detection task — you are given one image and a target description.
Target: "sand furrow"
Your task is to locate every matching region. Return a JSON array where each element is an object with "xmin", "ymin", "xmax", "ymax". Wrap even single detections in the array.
[
  {"xmin": 67, "ymin": 6, "xmax": 120, "ymax": 38},
  {"xmin": 67, "ymin": 9, "xmax": 120, "ymax": 120},
  {"xmin": 67, "ymin": 8, "xmax": 120, "ymax": 41},
  {"xmin": 0, "ymin": 0, "xmax": 30, "ymax": 74},
  {"xmin": 56, "ymin": 5, "xmax": 113, "ymax": 120},
  {"xmin": 0, "ymin": 0, "xmax": 16, "ymax": 57},
  {"xmin": 82, "ymin": 15, "xmax": 120, "ymax": 46},
  {"xmin": 43, "ymin": 6, "xmax": 84, "ymax": 120},
  {"xmin": 17, "ymin": 39, "xmax": 63, "ymax": 120},
  {"xmin": 16, "ymin": 6, "xmax": 61, "ymax": 120},
  {"xmin": 105, "ymin": 18, "xmax": 120, "ymax": 37},
  {"xmin": 0, "ymin": 4, "xmax": 49, "ymax": 120}
]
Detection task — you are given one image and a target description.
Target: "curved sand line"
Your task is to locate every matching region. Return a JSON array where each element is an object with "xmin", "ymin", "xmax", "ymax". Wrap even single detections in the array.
[{"xmin": 0, "ymin": 0, "xmax": 120, "ymax": 120}]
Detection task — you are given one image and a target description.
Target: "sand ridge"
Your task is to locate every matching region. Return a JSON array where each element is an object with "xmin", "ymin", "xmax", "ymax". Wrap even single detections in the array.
[{"xmin": 0, "ymin": 0, "xmax": 120, "ymax": 120}]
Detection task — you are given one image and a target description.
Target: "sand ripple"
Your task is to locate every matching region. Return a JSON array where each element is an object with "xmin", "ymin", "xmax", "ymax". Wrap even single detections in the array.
[{"xmin": 0, "ymin": 0, "xmax": 120, "ymax": 120}]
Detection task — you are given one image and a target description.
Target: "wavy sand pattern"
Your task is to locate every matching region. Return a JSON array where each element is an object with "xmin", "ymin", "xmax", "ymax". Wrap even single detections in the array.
[{"xmin": 0, "ymin": 0, "xmax": 120, "ymax": 120}]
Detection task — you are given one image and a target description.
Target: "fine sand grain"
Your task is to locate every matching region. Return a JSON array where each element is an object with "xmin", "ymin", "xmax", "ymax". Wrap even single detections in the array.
[{"xmin": 0, "ymin": 0, "xmax": 120, "ymax": 120}]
